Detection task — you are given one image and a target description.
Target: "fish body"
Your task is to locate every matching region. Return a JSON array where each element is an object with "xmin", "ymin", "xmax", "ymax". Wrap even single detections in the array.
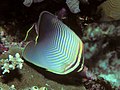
[{"xmin": 22, "ymin": 11, "xmax": 84, "ymax": 75}]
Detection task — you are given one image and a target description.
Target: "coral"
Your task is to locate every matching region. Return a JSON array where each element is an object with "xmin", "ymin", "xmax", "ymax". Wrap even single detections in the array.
[
  {"xmin": 82, "ymin": 25, "xmax": 104, "ymax": 59},
  {"xmin": 89, "ymin": 22, "xmax": 120, "ymax": 38},
  {"xmin": 0, "ymin": 27, "xmax": 8, "ymax": 54},
  {"xmin": 0, "ymin": 82, "xmax": 17, "ymax": 90},
  {"xmin": 23, "ymin": 86, "xmax": 48, "ymax": 90},
  {"xmin": 82, "ymin": 22, "xmax": 120, "ymax": 60},
  {"xmin": 97, "ymin": 0, "xmax": 120, "ymax": 21},
  {"xmin": 82, "ymin": 24, "xmax": 105, "ymax": 41},
  {"xmin": 93, "ymin": 51, "xmax": 120, "ymax": 87},
  {"xmin": 9, "ymin": 85, "xmax": 16, "ymax": 90},
  {"xmin": 99, "ymin": 74, "xmax": 120, "ymax": 87},
  {"xmin": 66, "ymin": 0, "xmax": 80, "ymax": 13},
  {"xmin": 84, "ymin": 42, "xmax": 99, "ymax": 60},
  {"xmin": 23, "ymin": 0, "xmax": 44, "ymax": 7},
  {"xmin": 84, "ymin": 80, "xmax": 106, "ymax": 90},
  {"xmin": 0, "ymin": 53, "xmax": 24, "ymax": 74}
]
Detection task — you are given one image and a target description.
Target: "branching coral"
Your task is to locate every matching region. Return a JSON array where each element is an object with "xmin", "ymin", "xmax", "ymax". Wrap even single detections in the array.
[{"xmin": 0, "ymin": 53, "xmax": 24, "ymax": 74}]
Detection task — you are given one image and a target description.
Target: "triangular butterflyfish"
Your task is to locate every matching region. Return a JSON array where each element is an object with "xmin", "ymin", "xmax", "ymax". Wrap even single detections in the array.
[{"xmin": 22, "ymin": 11, "xmax": 84, "ymax": 75}]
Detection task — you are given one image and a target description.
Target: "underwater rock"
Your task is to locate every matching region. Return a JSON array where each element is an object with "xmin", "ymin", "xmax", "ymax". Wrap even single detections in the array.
[
  {"xmin": 81, "ymin": 22, "xmax": 120, "ymax": 60},
  {"xmin": 97, "ymin": 0, "xmax": 120, "ymax": 21}
]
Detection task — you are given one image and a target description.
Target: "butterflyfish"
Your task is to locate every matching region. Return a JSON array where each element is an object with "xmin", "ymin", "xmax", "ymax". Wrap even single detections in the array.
[{"xmin": 22, "ymin": 11, "xmax": 84, "ymax": 75}]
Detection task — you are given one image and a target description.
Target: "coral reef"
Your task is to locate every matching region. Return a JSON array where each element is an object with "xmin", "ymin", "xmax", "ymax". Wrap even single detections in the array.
[
  {"xmin": 94, "ymin": 51, "xmax": 120, "ymax": 87},
  {"xmin": 81, "ymin": 21, "xmax": 120, "ymax": 88},
  {"xmin": 82, "ymin": 22, "xmax": 120, "ymax": 60},
  {"xmin": 0, "ymin": 53, "xmax": 24, "ymax": 74}
]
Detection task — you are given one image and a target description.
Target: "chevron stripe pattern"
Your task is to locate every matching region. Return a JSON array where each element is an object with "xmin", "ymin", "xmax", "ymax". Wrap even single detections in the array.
[{"xmin": 23, "ymin": 11, "xmax": 84, "ymax": 75}]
